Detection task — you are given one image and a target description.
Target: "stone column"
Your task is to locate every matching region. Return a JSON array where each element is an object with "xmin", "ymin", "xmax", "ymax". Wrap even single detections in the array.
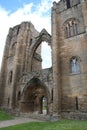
[
  {"xmin": 10, "ymin": 25, "xmax": 25, "ymax": 108},
  {"xmin": 21, "ymin": 30, "xmax": 30, "ymax": 72},
  {"xmin": 51, "ymin": 2, "xmax": 61, "ymax": 121},
  {"xmin": 23, "ymin": 23, "xmax": 31, "ymax": 72}
]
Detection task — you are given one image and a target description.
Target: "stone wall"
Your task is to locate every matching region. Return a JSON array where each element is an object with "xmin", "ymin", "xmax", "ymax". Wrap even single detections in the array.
[
  {"xmin": 52, "ymin": 0, "xmax": 87, "ymax": 114},
  {"xmin": 1, "ymin": 0, "xmax": 87, "ymax": 120}
]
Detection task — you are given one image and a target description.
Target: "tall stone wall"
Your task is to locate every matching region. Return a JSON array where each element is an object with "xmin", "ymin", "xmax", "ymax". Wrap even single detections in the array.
[
  {"xmin": 1, "ymin": 0, "xmax": 87, "ymax": 120},
  {"xmin": 0, "ymin": 22, "xmax": 41, "ymax": 108},
  {"xmin": 52, "ymin": 0, "xmax": 87, "ymax": 113}
]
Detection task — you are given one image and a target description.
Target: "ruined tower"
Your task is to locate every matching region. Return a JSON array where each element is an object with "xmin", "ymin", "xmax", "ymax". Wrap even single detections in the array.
[
  {"xmin": 0, "ymin": 22, "xmax": 42, "ymax": 108},
  {"xmin": 0, "ymin": 0, "xmax": 87, "ymax": 120}
]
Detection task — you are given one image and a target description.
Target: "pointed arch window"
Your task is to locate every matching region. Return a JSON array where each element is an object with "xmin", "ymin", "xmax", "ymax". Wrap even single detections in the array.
[
  {"xmin": 64, "ymin": 19, "xmax": 78, "ymax": 38},
  {"xmin": 70, "ymin": 57, "xmax": 80, "ymax": 74}
]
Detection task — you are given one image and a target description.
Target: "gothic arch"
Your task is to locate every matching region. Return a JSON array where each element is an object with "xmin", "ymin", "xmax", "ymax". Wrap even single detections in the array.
[
  {"xmin": 29, "ymin": 29, "xmax": 51, "ymax": 71},
  {"xmin": 63, "ymin": 18, "xmax": 79, "ymax": 38},
  {"xmin": 20, "ymin": 77, "xmax": 51, "ymax": 114}
]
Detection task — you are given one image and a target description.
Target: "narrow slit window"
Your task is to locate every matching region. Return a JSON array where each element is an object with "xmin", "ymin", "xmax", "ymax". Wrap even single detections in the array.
[
  {"xmin": 76, "ymin": 96, "xmax": 79, "ymax": 110},
  {"xmin": 66, "ymin": 0, "xmax": 71, "ymax": 9},
  {"xmin": 74, "ymin": 24, "xmax": 78, "ymax": 36},
  {"xmin": 8, "ymin": 71, "xmax": 13, "ymax": 84},
  {"xmin": 30, "ymin": 38, "xmax": 33, "ymax": 46}
]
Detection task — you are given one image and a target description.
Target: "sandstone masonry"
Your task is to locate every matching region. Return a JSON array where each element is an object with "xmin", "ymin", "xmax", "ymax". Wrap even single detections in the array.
[{"xmin": 0, "ymin": 0, "xmax": 87, "ymax": 120}]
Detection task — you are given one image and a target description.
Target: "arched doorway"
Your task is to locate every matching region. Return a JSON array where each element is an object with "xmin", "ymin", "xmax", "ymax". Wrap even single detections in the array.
[{"xmin": 20, "ymin": 78, "xmax": 49, "ymax": 114}]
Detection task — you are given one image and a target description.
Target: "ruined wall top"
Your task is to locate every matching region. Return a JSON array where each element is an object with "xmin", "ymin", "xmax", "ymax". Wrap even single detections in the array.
[
  {"xmin": 52, "ymin": 0, "xmax": 80, "ymax": 13},
  {"xmin": 7, "ymin": 21, "xmax": 39, "ymax": 42}
]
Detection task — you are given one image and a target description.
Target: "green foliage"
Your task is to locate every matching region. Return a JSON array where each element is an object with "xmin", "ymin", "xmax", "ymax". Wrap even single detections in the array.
[
  {"xmin": 0, "ymin": 110, "xmax": 13, "ymax": 121},
  {"xmin": 0, "ymin": 120, "xmax": 87, "ymax": 130}
]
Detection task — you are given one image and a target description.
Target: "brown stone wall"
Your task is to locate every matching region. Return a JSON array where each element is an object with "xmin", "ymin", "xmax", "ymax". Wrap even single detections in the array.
[
  {"xmin": 0, "ymin": 22, "xmax": 41, "ymax": 108},
  {"xmin": 1, "ymin": 0, "xmax": 87, "ymax": 120},
  {"xmin": 54, "ymin": 0, "xmax": 87, "ymax": 112}
]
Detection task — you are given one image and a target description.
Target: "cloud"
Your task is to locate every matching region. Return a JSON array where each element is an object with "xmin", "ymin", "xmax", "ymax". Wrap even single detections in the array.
[
  {"xmin": 41, "ymin": 42, "xmax": 52, "ymax": 68},
  {"xmin": 0, "ymin": 0, "xmax": 60, "ymax": 68}
]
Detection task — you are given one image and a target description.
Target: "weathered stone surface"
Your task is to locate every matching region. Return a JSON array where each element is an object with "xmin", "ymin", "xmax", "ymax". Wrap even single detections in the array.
[{"xmin": 1, "ymin": 0, "xmax": 87, "ymax": 120}]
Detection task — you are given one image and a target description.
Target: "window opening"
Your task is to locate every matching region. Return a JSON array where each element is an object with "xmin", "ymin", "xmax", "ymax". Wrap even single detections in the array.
[
  {"xmin": 65, "ymin": 20, "xmax": 78, "ymax": 38},
  {"xmin": 41, "ymin": 42, "xmax": 52, "ymax": 69},
  {"xmin": 66, "ymin": 23, "xmax": 71, "ymax": 37},
  {"xmin": 70, "ymin": 57, "xmax": 80, "ymax": 74},
  {"xmin": 32, "ymin": 41, "xmax": 52, "ymax": 71},
  {"xmin": 74, "ymin": 24, "xmax": 78, "ymax": 36},
  {"xmin": 17, "ymin": 26, "xmax": 20, "ymax": 35},
  {"xmin": 30, "ymin": 38, "xmax": 33, "ymax": 46},
  {"xmin": 8, "ymin": 71, "xmax": 13, "ymax": 84},
  {"xmin": 51, "ymin": 89, "xmax": 53, "ymax": 101},
  {"xmin": 18, "ymin": 91, "xmax": 21, "ymax": 101},
  {"xmin": 76, "ymin": 96, "xmax": 79, "ymax": 110},
  {"xmin": 66, "ymin": 0, "xmax": 71, "ymax": 9}
]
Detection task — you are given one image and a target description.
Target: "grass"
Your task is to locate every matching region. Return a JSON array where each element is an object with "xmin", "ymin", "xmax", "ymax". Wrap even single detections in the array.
[
  {"xmin": 0, "ymin": 109, "xmax": 13, "ymax": 121},
  {"xmin": 0, "ymin": 110, "xmax": 87, "ymax": 130},
  {"xmin": 0, "ymin": 120, "xmax": 87, "ymax": 130}
]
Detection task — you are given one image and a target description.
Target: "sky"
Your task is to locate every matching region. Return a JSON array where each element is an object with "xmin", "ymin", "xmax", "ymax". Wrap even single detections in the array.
[{"xmin": 0, "ymin": 0, "xmax": 60, "ymax": 69}]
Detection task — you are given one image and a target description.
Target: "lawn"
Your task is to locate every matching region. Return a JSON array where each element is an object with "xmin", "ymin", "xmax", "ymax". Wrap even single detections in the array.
[
  {"xmin": 0, "ymin": 120, "xmax": 87, "ymax": 130},
  {"xmin": 0, "ymin": 109, "xmax": 13, "ymax": 121}
]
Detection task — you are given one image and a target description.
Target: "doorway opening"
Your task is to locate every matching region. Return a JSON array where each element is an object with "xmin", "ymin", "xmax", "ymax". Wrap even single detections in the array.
[
  {"xmin": 20, "ymin": 78, "xmax": 49, "ymax": 114},
  {"xmin": 41, "ymin": 96, "xmax": 47, "ymax": 115}
]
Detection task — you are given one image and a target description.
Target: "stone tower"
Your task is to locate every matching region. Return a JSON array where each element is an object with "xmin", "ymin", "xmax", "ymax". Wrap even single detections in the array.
[
  {"xmin": 0, "ymin": 0, "xmax": 87, "ymax": 120},
  {"xmin": 0, "ymin": 22, "xmax": 42, "ymax": 108},
  {"xmin": 51, "ymin": 0, "xmax": 87, "ymax": 119}
]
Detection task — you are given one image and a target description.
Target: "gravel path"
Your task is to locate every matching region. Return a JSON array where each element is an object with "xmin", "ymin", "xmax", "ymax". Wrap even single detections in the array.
[{"xmin": 0, "ymin": 117, "xmax": 42, "ymax": 128}]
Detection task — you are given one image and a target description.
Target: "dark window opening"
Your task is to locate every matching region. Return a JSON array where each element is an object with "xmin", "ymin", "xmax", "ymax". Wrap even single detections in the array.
[
  {"xmin": 76, "ymin": 96, "xmax": 79, "ymax": 110},
  {"xmin": 66, "ymin": 0, "xmax": 71, "ymax": 9},
  {"xmin": 30, "ymin": 38, "xmax": 33, "ymax": 46},
  {"xmin": 18, "ymin": 91, "xmax": 21, "ymax": 101},
  {"xmin": 8, "ymin": 71, "xmax": 13, "ymax": 84},
  {"xmin": 17, "ymin": 26, "xmax": 20, "ymax": 35},
  {"xmin": 10, "ymin": 71, "xmax": 13, "ymax": 83},
  {"xmin": 51, "ymin": 89, "xmax": 53, "ymax": 101}
]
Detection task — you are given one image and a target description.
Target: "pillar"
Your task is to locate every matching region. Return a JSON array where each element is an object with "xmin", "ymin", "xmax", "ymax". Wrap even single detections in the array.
[{"xmin": 51, "ymin": 2, "xmax": 61, "ymax": 121}]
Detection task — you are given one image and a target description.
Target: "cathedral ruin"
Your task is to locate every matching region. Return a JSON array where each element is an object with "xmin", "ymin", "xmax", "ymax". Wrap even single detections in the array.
[{"xmin": 0, "ymin": 0, "xmax": 87, "ymax": 120}]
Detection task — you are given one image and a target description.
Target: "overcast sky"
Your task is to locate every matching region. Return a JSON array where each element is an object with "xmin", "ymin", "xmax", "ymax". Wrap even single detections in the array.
[{"xmin": 0, "ymin": 0, "xmax": 60, "ymax": 69}]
